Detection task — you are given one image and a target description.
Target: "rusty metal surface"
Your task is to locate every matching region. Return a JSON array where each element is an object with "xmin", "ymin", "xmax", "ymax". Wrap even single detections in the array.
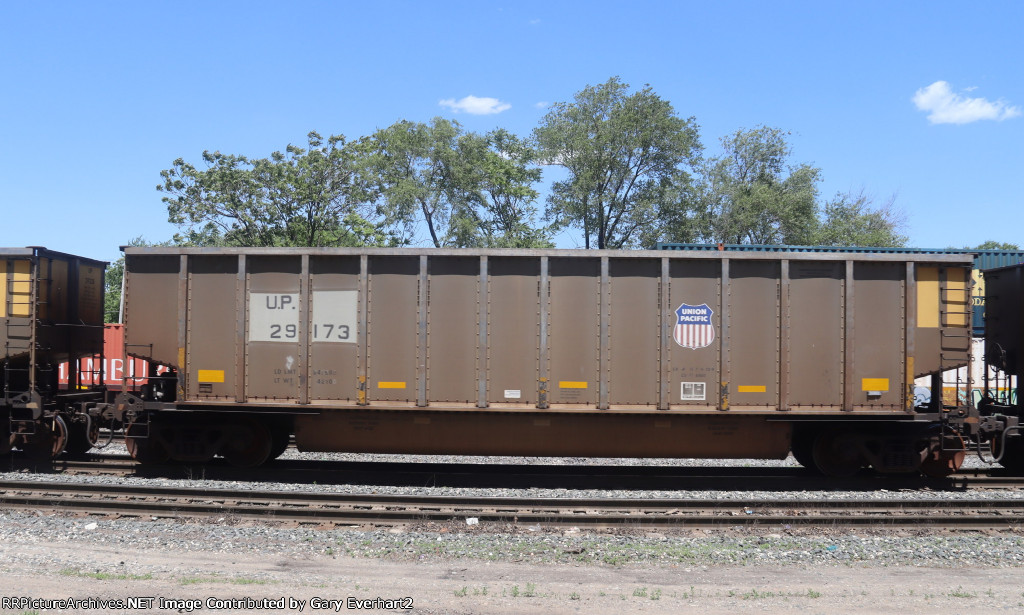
[{"xmin": 295, "ymin": 411, "xmax": 791, "ymax": 458}]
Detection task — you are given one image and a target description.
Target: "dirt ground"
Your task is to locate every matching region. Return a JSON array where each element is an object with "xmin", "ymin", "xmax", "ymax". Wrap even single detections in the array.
[{"xmin": 2, "ymin": 539, "xmax": 1024, "ymax": 614}]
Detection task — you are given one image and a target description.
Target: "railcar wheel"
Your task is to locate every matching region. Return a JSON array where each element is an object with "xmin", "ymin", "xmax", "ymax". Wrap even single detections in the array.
[
  {"xmin": 811, "ymin": 430, "xmax": 864, "ymax": 477},
  {"xmin": 268, "ymin": 428, "xmax": 290, "ymax": 460},
  {"xmin": 21, "ymin": 416, "xmax": 68, "ymax": 460},
  {"xmin": 790, "ymin": 429, "xmax": 817, "ymax": 470},
  {"xmin": 920, "ymin": 433, "xmax": 966, "ymax": 478},
  {"xmin": 64, "ymin": 417, "xmax": 100, "ymax": 456},
  {"xmin": 0, "ymin": 411, "xmax": 11, "ymax": 455},
  {"xmin": 125, "ymin": 422, "xmax": 170, "ymax": 465},
  {"xmin": 220, "ymin": 419, "xmax": 272, "ymax": 467}
]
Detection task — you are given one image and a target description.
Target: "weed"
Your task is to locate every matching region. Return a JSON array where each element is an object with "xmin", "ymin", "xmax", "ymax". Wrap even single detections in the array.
[
  {"xmin": 454, "ymin": 587, "xmax": 468, "ymax": 597},
  {"xmin": 178, "ymin": 574, "xmax": 270, "ymax": 586},
  {"xmin": 948, "ymin": 586, "xmax": 976, "ymax": 599},
  {"xmin": 59, "ymin": 569, "xmax": 152, "ymax": 581},
  {"xmin": 570, "ymin": 592, "xmax": 581, "ymax": 600},
  {"xmin": 650, "ymin": 588, "xmax": 662, "ymax": 601},
  {"xmin": 230, "ymin": 578, "xmax": 268, "ymax": 585},
  {"xmin": 633, "ymin": 587, "xmax": 648, "ymax": 598}
]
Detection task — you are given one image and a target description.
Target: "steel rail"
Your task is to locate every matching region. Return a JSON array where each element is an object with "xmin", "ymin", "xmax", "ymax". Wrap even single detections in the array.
[
  {"xmin": 2, "ymin": 480, "xmax": 1023, "ymax": 530},
  {"xmin": 25, "ymin": 457, "xmax": 1024, "ymax": 490}
]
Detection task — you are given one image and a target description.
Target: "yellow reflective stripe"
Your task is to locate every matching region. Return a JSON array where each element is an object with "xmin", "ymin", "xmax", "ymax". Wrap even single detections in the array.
[
  {"xmin": 197, "ymin": 369, "xmax": 225, "ymax": 383},
  {"xmin": 737, "ymin": 385, "xmax": 766, "ymax": 393},
  {"xmin": 862, "ymin": 378, "xmax": 889, "ymax": 392},
  {"xmin": 558, "ymin": 381, "xmax": 588, "ymax": 389},
  {"xmin": 377, "ymin": 381, "xmax": 407, "ymax": 389}
]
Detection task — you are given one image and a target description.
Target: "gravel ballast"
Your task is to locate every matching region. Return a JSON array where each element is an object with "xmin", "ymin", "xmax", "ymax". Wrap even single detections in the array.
[{"xmin": 2, "ymin": 451, "xmax": 1024, "ymax": 614}]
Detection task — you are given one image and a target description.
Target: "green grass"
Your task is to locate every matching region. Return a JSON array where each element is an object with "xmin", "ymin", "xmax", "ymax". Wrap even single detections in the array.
[
  {"xmin": 58, "ymin": 569, "xmax": 152, "ymax": 581},
  {"xmin": 178, "ymin": 574, "xmax": 271, "ymax": 586}
]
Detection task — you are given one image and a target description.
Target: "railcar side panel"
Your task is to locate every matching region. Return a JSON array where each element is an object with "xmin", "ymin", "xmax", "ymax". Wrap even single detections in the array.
[
  {"xmin": 309, "ymin": 255, "xmax": 360, "ymax": 403},
  {"xmin": 485, "ymin": 257, "xmax": 540, "ymax": 407},
  {"xmin": 728, "ymin": 260, "xmax": 780, "ymax": 409},
  {"xmin": 608, "ymin": 258, "xmax": 660, "ymax": 407},
  {"xmin": 367, "ymin": 256, "xmax": 418, "ymax": 404},
  {"xmin": 788, "ymin": 261, "xmax": 843, "ymax": 408},
  {"xmin": 426, "ymin": 256, "xmax": 479, "ymax": 404},
  {"xmin": 667, "ymin": 258, "xmax": 721, "ymax": 410},
  {"xmin": 246, "ymin": 255, "xmax": 302, "ymax": 402},
  {"xmin": 549, "ymin": 257, "xmax": 600, "ymax": 407},
  {"xmin": 121, "ymin": 248, "xmax": 974, "ymax": 419},
  {"xmin": 186, "ymin": 256, "xmax": 238, "ymax": 400}
]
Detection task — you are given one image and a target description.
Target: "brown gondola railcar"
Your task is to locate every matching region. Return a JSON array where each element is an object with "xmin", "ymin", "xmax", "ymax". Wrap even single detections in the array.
[{"xmin": 115, "ymin": 247, "xmax": 986, "ymax": 475}]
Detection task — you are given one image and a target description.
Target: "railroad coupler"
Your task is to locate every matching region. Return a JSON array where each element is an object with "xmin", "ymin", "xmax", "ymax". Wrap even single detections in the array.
[
  {"xmin": 8, "ymin": 391, "xmax": 43, "ymax": 421},
  {"xmin": 114, "ymin": 392, "xmax": 145, "ymax": 425}
]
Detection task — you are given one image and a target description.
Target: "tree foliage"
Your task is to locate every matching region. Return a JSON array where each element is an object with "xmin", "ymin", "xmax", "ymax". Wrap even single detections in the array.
[
  {"xmin": 534, "ymin": 77, "xmax": 701, "ymax": 249},
  {"xmin": 452, "ymin": 129, "xmax": 551, "ymax": 248},
  {"xmin": 369, "ymin": 118, "xmax": 466, "ymax": 247},
  {"xmin": 369, "ymin": 120, "xmax": 549, "ymax": 248},
  {"xmin": 814, "ymin": 190, "xmax": 909, "ymax": 247},
  {"xmin": 158, "ymin": 132, "xmax": 395, "ymax": 247},
  {"xmin": 155, "ymin": 76, "xmax": 915, "ymax": 253},
  {"xmin": 693, "ymin": 126, "xmax": 820, "ymax": 245},
  {"xmin": 970, "ymin": 240, "xmax": 1020, "ymax": 250}
]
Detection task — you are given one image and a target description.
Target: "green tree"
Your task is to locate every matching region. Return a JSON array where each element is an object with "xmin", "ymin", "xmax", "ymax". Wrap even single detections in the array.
[
  {"xmin": 533, "ymin": 77, "xmax": 701, "ymax": 249},
  {"xmin": 970, "ymin": 240, "xmax": 1020, "ymax": 250},
  {"xmin": 814, "ymin": 190, "xmax": 909, "ymax": 247},
  {"xmin": 370, "ymin": 120, "xmax": 549, "ymax": 248},
  {"xmin": 369, "ymin": 118, "xmax": 468, "ymax": 247},
  {"xmin": 104, "ymin": 256, "xmax": 123, "ymax": 323},
  {"xmin": 158, "ymin": 132, "xmax": 395, "ymax": 247},
  {"xmin": 453, "ymin": 129, "xmax": 552, "ymax": 248},
  {"xmin": 695, "ymin": 126, "xmax": 820, "ymax": 245}
]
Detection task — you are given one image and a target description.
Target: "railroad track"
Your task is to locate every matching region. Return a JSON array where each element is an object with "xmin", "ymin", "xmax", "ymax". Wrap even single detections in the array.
[
  {"xmin": 2, "ymin": 479, "xmax": 1023, "ymax": 530},
  {"xmin": 9, "ymin": 455, "xmax": 1024, "ymax": 491}
]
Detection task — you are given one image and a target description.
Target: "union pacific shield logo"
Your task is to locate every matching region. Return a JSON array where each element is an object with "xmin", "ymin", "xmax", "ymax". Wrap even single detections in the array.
[{"xmin": 673, "ymin": 303, "xmax": 715, "ymax": 349}]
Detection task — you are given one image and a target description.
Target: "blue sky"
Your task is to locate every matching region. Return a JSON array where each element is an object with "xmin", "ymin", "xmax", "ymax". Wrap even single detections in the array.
[{"xmin": 2, "ymin": 1, "xmax": 1021, "ymax": 262}]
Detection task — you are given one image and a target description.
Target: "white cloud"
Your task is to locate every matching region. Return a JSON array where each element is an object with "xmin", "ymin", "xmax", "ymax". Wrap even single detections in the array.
[
  {"xmin": 534, "ymin": 101, "xmax": 550, "ymax": 109},
  {"xmin": 439, "ymin": 95, "xmax": 511, "ymax": 115},
  {"xmin": 912, "ymin": 81, "xmax": 1021, "ymax": 124}
]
